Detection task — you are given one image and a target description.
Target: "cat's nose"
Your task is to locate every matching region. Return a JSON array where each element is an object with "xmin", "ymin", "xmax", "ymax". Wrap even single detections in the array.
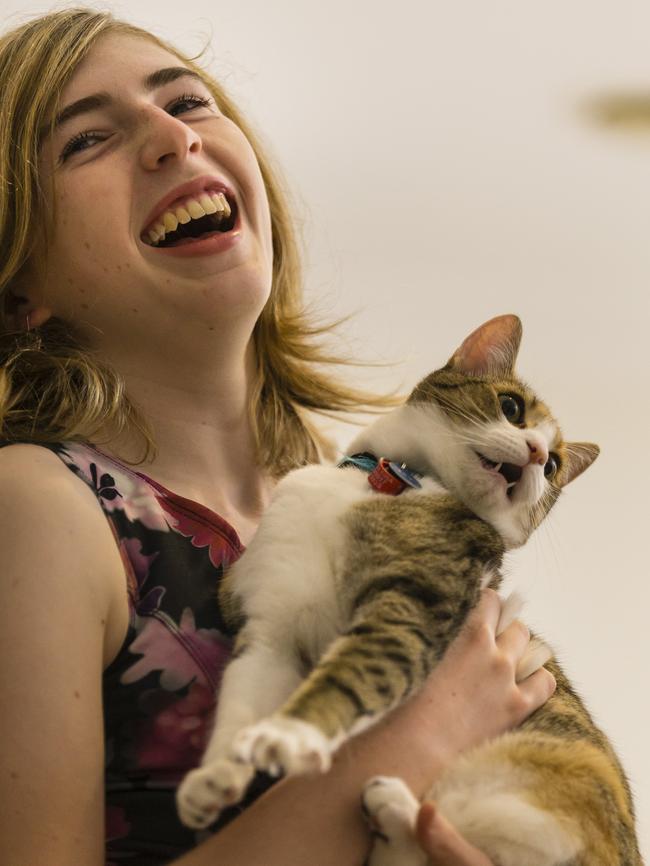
[{"xmin": 526, "ymin": 438, "xmax": 548, "ymax": 466}]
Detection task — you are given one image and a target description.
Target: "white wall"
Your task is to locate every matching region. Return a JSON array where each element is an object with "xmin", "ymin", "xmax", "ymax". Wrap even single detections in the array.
[{"xmin": 4, "ymin": 0, "xmax": 648, "ymax": 857}]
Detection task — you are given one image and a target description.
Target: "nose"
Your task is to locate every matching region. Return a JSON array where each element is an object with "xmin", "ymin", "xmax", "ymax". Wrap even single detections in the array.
[
  {"xmin": 526, "ymin": 436, "xmax": 549, "ymax": 466},
  {"xmin": 138, "ymin": 106, "xmax": 202, "ymax": 169}
]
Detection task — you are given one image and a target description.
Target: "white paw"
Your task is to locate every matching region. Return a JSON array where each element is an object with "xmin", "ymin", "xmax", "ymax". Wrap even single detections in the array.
[
  {"xmin": 495, "ymin": 591, "xmax": 525, "ymax": 636},
  {"xmin": 176, "ymin": 758, "xmax": 254, "ymax": 829},
  {"xmin": 516, "ymin": 636, "xmax": 552, "ymax": 682},
  {"xmin": 232, "ymin": 716, "xmax": 333, "ymax": 777},
  {"xmin": 363, "ymin": 777, "xmax": 426, "ymax": 866},
  {"xmin": 362, "ymin": 776, "xmax": 420, "ymax": 835}
]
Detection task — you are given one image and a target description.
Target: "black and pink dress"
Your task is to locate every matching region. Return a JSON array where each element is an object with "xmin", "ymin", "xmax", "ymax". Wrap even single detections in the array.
[{"xmin": 2, "ymin": 440, "xmax": 272, "ymax": 864}]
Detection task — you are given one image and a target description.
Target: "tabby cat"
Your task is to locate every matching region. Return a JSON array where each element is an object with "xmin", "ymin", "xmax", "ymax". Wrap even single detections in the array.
[{"xmin": 176, "ymin": 314, "xmax": 642, "ymax": 865}]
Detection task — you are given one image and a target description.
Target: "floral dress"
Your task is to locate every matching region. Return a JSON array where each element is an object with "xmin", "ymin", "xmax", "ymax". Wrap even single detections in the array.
[{"xmin": 3, "ymin": 440, "xmax": 273, "ymax": 864}]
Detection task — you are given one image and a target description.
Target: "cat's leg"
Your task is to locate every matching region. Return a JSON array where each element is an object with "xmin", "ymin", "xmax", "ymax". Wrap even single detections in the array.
[
  {"xmin": 232, "ymin": 589, "xmax": 441, "ymax": 779},
  {"xmin": 429, "ymin": 730, "xmax": 638, "ymax": 866},
  {"xmin": 176, "ymin": 643, "xmax": 301, "ymax": 828},
  {"xmin": 361, "ymin": 776, "xmax": 428, "ymax": 866}
]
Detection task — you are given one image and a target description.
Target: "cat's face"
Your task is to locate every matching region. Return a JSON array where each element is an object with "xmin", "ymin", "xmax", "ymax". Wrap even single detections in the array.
[{"xmin": 406, "ymin": 315, "xmax": 599, "ymax": 548}]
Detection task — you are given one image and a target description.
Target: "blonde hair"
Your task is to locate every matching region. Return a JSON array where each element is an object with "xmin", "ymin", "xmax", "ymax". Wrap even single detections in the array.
[{"xmin": 0, "ymin": 7, "xmax": 396, "ymax": 476}]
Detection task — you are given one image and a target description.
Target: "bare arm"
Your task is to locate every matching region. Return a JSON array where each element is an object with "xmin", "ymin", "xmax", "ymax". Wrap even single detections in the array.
[{"xmin": 0, "ymin": 445, "xmax": 126, "ymax": 866}]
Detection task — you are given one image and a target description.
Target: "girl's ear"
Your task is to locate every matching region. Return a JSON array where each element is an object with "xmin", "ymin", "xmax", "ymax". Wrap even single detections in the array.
[
  {"xmin": 3, "ymin": 288, "xmax": 52, "ymax": 331},
  {"xmin": 447, "ymin": 314, "xmax": 522, "ymax": 377},
  {"xmin": 561, "ymin": 442, "xmax": 600, "ymax": 486}
]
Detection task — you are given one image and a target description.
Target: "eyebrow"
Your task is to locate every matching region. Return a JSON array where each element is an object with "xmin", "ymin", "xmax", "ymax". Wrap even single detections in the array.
[{"xmin": 44, "ymin": 66, "xmax": 205, "ymax": 136}]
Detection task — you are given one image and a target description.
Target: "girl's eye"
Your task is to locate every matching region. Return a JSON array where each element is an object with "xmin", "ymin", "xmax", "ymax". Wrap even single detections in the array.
[
  {"xmin": 167, "ymin": 93, "xmax": 213, "ymax": 116},
  {"xmin": 60, "ymin": 93, "xmax": 214, "ymax": 161},
  {"xmin": 498, "ymin": 393, "xmax": 525, "ymax": 425},
  {"xmin": 544, "ymin": 454, "xmax": 559, "ymax": 479}
]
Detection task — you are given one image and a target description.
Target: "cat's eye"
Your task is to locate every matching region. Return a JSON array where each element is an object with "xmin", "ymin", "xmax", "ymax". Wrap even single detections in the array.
[
  {"xmin": 498, "ymin": 393, "xmax": 524, "ymax": 424},
  {"xmin": 544, "ymin": 454, "xmax": 559, "ymax": 479}
]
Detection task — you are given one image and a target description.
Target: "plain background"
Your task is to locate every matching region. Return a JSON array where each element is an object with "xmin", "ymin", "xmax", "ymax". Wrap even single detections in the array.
[{"xmin": 3, "ymin": 0, "xmax": 649, "ymax": 858}]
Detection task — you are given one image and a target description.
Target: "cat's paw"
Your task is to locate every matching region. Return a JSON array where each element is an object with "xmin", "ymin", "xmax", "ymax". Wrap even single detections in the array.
[
  {"xmin": 362, "ymin": 777, "xmax": 426, "ymax": 866},
  {"xmin": 362, "ymin": 776, "xmax": 420, "ymax": 834},
  {"xmin": 515, "ymin": 636, "xmax": 552, "ymax": 681},
  {"xmin": 176, "ymin": 758, "xmax": 254, "ymax": 829},
  {"xmin": 232, "ymin": 716, "xmax": 332, "ymax": 777},
  {"xmin": 495, "ymin": 590, "xmax": 525, "ymax": 635}
]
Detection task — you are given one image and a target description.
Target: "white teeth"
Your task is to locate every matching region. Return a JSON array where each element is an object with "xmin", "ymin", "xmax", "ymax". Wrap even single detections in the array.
[
  {"xmin": 163, "ymin": 212, "xmax": 179, "ymax": 232},
  {"xmin": 494, "ymin": 463, "xmax": 502, "ymax": 472},
  {"xmin": 218, "ymin": 193, "xmax": 231, "ymax": 218},
  {"xmin": 187, "ymin": 199, "xmax": 205, "ymax": 220},
  {"xmin": 506, "ymin": 481, "xmax": 517, "ymax": 490},
  {"xmin": 144, "ymin": 190, "xmax": 233, "ymax": 246},
  {"xmin": 199, "ymin": 194, "xmax": 217, "ymax": 215}
]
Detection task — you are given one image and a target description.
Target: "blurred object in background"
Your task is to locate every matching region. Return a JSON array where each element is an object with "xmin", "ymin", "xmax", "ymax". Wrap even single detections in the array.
[{"xmin": 584, "ymin": 90, "xmax": 650, "ymax": 134}]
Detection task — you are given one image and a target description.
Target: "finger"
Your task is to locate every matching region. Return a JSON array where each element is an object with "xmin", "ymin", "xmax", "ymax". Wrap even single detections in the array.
[
  {"xmin": 465, "ymin": 588, "xmax": 501, "ymax": 635},
  {"xmin": 517, "ymin": 666, "xmax": 557, "ymax": 709},
  {"xmin": 416, "ymin": 801, "xmax": 495, "ymax": 866},
  {"xmin": 495, "ymin": 618, "xmax": 530, "ymax": 660}
]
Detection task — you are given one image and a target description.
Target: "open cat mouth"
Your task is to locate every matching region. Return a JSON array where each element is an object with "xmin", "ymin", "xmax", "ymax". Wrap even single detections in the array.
[{"xmin": 476, "ymin": 452, "xmax": 523, "ymax": 497}]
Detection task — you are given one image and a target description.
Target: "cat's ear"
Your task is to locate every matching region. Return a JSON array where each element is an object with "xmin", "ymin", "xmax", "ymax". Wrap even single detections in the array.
[
  {"xmin": 560, "ymin": 442, "xmax": 600, "ymax": 486},
  {"xmin": 447, "ymin": 314, "xmax": 522, "ymax": 377}
]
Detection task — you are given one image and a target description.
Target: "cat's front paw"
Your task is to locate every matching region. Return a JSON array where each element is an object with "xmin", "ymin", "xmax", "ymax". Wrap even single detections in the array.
[
  {"xmin": 362, "ymin": 776, "xmax": 420, "ymax": 834},
  {"xmin": 515, "ymin": 636, "xmax": 552, "ymax": 682},
  {"xmin": 176, "ymin": 758, "xmax": 254, "ymax": 829},
  {"xmin": 232, "ymin": 716, "xmax": 332, "ymax": 777},
  {"xmin": 362, "ymin": 777, "xmax": 426, "ymax": 866}
]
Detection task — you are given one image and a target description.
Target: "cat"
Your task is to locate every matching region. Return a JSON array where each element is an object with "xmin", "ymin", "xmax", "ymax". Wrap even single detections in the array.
[{"xmin": 176, "ymin": 314, "xmax": 642, "ymax": 865}]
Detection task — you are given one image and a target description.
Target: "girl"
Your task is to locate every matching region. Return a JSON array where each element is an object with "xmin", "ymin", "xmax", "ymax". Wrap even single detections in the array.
[{"xmin": 0, "ymin": 9, "xmax": 555, "ymax": 865}]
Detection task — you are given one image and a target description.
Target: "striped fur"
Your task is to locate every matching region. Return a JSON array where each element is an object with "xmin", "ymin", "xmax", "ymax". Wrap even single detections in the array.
[{"xmin": 176, "ymin": 315, "xmax": 642, "ymax": 863}]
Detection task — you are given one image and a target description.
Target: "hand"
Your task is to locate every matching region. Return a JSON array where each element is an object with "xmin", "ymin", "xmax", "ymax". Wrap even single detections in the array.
[
  {"xmin": 409, "ymin": 588, "xmax": 556, "ymax": 761},
  {"xmin": 415, "ymin": 801, "xmax": 495, "ymax": 865}
]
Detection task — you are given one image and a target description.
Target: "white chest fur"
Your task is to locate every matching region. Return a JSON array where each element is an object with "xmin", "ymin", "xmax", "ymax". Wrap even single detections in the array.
[{"xmin": 229, "ymin": 463, "xmax": 444, "ymax": 661}]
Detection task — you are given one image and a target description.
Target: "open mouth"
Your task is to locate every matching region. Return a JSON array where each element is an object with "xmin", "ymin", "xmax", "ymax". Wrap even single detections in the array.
[
  {"xmin": 476, "ymin": 452, "xmax": 523, "ymax": 498},
  {"xmin": 141, "ymin": 191, "xmax": 238, "ymax": 248}
]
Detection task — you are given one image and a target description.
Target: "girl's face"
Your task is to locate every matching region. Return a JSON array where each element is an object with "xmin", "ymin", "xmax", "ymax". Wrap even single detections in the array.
[{"xmin": 33, "ymin": 32, "xmax": 274, "ymax": 358}]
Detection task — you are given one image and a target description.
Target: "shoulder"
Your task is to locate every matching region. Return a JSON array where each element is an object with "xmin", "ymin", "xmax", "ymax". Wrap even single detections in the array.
[
  {"xmin": 0, "ymin": 442, "xmax": 108, "ymax": 528},
  {"xmin": 0, "ymin": 443, "xmax": 128, "ymax": 620},
  {"xmin": 0, "ymin": 441, "xmax": 83, "ymax": 486}
]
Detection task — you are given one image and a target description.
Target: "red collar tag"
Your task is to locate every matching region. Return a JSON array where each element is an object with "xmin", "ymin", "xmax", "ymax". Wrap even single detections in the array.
[{"xmin": 368, "ymin": 458, "xmax": 410, "ymax": 495}]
